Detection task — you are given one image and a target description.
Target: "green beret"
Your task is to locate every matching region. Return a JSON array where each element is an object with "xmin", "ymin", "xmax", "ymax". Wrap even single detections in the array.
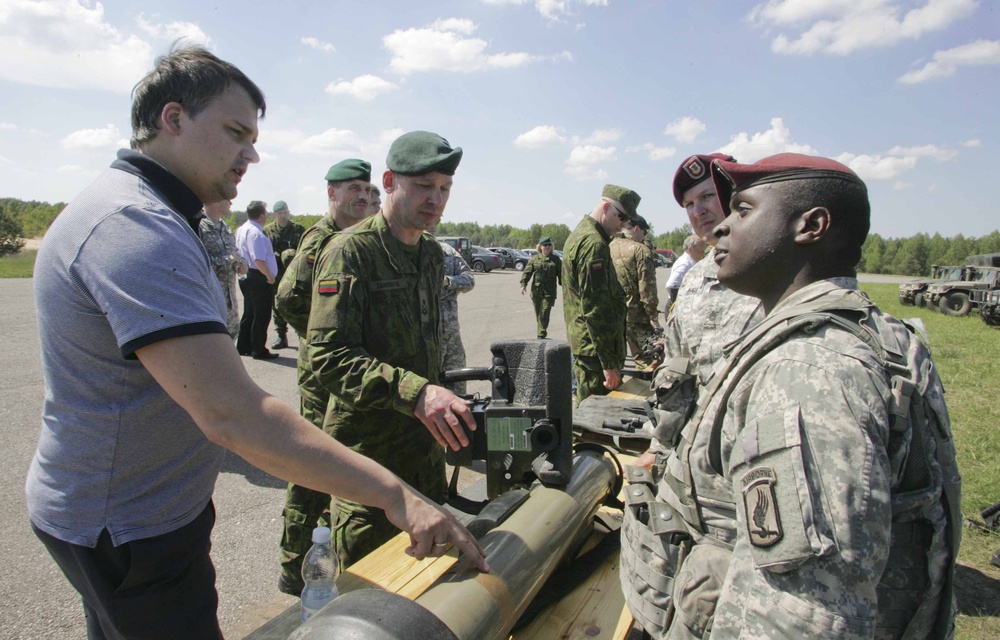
[
  {"xmin": 325, "ymin": 158, "xmax": 372, "ymax": 183},
  {"xmin": 602, "ymin": 184, "xmax": 641, "ymax": 219},
  {"xmin": 272, "ymin": 200, "xmax": 289, "ymax": 213},
  {"xmin": 387, "ymin": 131, "xmax": 463, "ymax": 176},
  {"xmin": 539, "ymin": 236, "xmax": 552, "ymax": 245}
]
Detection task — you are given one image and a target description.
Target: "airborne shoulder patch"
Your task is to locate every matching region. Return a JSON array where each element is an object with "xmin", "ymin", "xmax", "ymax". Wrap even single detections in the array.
[
  {"xmin": 740, "ymin": 467, "xmax": 783, "ymax": 547},
  {"xmin": 317, "ymin": 279, "xmax": 340, "ymax": 295}
]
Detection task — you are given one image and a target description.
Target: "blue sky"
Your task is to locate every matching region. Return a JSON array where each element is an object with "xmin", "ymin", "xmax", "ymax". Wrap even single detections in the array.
[{"xmin": 1, "ymin": 0, "xmax": 997, "ymax": 237}]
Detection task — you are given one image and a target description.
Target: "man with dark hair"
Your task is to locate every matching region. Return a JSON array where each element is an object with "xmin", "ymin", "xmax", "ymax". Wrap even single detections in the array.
[
  {"xmin": 274, "ymin": 157, "xmax": 374, "ymax": 595},
  {"xmin": 236, "ymin": 199, "xmax": 279, "ymax": 359},
  {"xmin": 620, "ymin": 154, "xmax": 960, "ymax": 639},
  {"xmin": 307, "ymin": 131, "xmax": 475, "ymax": 568},
  {"xmin": 610, "ymin": 213, "xmax": 660, "ymax": 369},
  {"xmin": 264, "ymin": 200, "xmax": 305, "ymax": 350},
  {"xmin": 27, "ymin": 47, "xmax": 487, "ymax": 640},
  {"xmin": 562, "ymin": 184, "xmax": 637, "ymax": 403}
]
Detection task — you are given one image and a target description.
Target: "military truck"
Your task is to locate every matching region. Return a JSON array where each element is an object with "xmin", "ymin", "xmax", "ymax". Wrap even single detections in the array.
[
  {"xmin": 974, "ymin": 288, "xmax": 1000, "ymax": 326},
  {"xmin": 925, "ymin": 253, "xmax": 1000, "ymax": 317},
  {"xmin": 898, "ymin": 264, "xmax": 967, "ymax": 307}
]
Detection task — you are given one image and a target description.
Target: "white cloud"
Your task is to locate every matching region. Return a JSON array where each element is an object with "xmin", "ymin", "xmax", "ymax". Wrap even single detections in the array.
[
  {"xmin": 57, "ymin": 164, "xmax": 99, "ymax": 177},
  {"xmin": 325, "ymin": 75, "xmax": 398, "ymax": 101},
  {"xmin": 384, "ymin": 19, "xmax": 540, "ymax": 74},
  {"xmin": 0, "ymin": 0, "xmax": 153, "ymax": 91},
  {"xmin": 718, "ymin": 117, "xmax": 818, "ymax": 161},
  {"xmin": 572, "ymin": 129, "xmax": 622, "ymax": 145},
  {"xmin": 626, "ymin": 142, "xmax": 676, "ymax": 161},
  {"xmin": 514, "ymin": 125, "xmax": 566, "ymax": 148},
  {"xmin": 886, "ymin": 144, "xmax": 958, "ymax": 161},
  {"xmin": 62, "ymin": 124, "xmax": 129, "ymax": 150},
  {"xmin": 837, "ymin": 143, "xmax": 958, "ymax": 181},
  {"xmin": 0, "ymin": 122, "xmax": 15, "ymax": 130},
  {"xmin": 893, "ymin": 181, "xmax": 914, "ymax": 190},
  {"xmin": 301, "ymin": 37, "xmax": 335, "ymax": 53},
  {"xmin": 290, "ymin": 128, "xmax": 367, "ymax": 155},
  {"xmin": 136, "ymin": 14, "xmax": 209, "ymax": 45},
  {"xmin": 535, "ymin": 0, "xmax": 609, "ymax": 20},
  {"xmin": 897, "ymin": 39, "xmax": 1000, "ymax": 84},
  {"xmin": 564, "ymin": 144, "xmax": 615, "ymax": 179},
  {"xmin": 664, "ymin": 116, "xmax": 706, "ymax": 143},
  {"xmin": 836, "ymin": 152, "xmax": 919, "ymax": 180},
  {"xmin": 258, "ymin": 150, "xmax": 278, "ymax": 162},
  {"xmin": 749, "ymin": 0, "xmax": 979, "ymax": 56},
  {"xmin": 962, "ymin": 138, "xmax": 982, "ymax": 147}
]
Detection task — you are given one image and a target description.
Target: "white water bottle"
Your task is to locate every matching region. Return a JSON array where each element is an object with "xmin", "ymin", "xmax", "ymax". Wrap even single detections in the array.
[{"xmin": 300, "ymin": 526, "xmax": 339, "ymax": 622}]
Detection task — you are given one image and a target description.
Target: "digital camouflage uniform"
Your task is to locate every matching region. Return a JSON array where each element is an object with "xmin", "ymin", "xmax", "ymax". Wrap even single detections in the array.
[
  {"xmin": 198, "ymin": 217, "xmax": 242, "ymax": 338},
  {"xmin": 439, "ymin": 241, "xmax": 475, "ymax": 395},
  {"xmin": 562, "ymin": 215, "xmax": 626, "ymax": 403},
  {"xmin": 307, "ymin": 212, "xmax": 446, "ymax": 569},
  {"xmin": 273, "ymin": 215, "xmax": 341, "ymax": 590},
  {"xmin": 626, "ymin": 279, "xmax": 960, "ymax": 639},
  {"xmin": 264, "ymin": 218, "xmax": 305, "ymax": 340},
  {"xmin": 520, "ymin": 252, "xmax": 561, "ymax": 338},
  {"xmin": 610, "ymin": 235, "xmax": 659, "ymax": 368}
]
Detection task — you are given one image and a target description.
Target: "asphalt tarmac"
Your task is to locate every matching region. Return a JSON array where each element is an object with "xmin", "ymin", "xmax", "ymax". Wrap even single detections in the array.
[{"xmin": 0, "ymin": 265, "xmax": 906, "ymax": 638}]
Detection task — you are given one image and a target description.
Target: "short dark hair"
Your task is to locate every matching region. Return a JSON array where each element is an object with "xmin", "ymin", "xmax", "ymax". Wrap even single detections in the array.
[
  {"xmin": 131, "ymin": 45, "xmax": 266, "ymax": 148},
  {"xmin": 246, "ymin": 200, "xmax": 268, "ymax": 220},
  {"xmin": 780, "ymin": 178, "xmax": 870, "ymax": 267}
]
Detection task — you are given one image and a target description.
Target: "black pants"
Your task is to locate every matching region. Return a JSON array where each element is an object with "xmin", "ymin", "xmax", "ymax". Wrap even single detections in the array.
[
  {"xmin": 237, "ymin": 269, "xmax": 274, "ymax": 356},
  {"xmin": 32, "ymin": 502, "xmax": 222, "ymax": 640}
]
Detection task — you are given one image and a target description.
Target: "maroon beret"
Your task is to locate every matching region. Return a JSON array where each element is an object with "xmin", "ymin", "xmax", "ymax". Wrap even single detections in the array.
[
  {"xmin": 710, "ymin": 153, "xmax": 864, "ymax": 214},
  {"xmin": 672, "ymin": 153, "xmax": 736, "ymax": 206}
]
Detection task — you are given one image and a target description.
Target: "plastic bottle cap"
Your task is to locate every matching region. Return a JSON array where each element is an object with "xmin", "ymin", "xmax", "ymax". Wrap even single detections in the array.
[{"xmin": 312, "ymin": 526, "xmax": 332, "ymax": 544}]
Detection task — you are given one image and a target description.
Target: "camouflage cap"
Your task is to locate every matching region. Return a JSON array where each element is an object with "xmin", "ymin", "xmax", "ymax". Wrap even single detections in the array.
[
  {"xmin": 601, "ymin": 184, "xmax": 641, "ymax": 219},
  {"xmin": 272, "ymin": 200, "xmax": 289, "ymax": 213},
  {"xmin": 673, "ymin": 153, "xmax": 736, "ymax": 206},
  {"xmin": 325, "ymin": 158, "xmax": 372, "ymax": 183},
  {"xmin": 630, "ymin": 214, "xmax": 650, "ymax": 232},
  {"xmin": 710, "ymin": 153, "xmax": 865, "ymax": 215},
  {"xmin": 386, "ymin": 131, "xmax": 463, "ymax": 176}
]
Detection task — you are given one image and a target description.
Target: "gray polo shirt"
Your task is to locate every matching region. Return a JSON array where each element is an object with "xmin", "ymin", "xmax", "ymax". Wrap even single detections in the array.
[{"xmin": 26, "ymin": 150, "xmax": 230, "ymax": 547}]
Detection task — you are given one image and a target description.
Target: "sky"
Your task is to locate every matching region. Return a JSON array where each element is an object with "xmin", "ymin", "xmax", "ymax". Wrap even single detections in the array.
[{"xmin": 0, "ymin": 0, "xmax": 997, "ymax": 238}]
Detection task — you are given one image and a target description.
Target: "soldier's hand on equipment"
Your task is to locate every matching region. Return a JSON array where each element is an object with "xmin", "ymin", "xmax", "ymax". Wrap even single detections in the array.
[
  {"xmin": 634, "ymin": 449, "xmax": 657, "ymax": 469},
  {"xmin": 386, "ymin": 483, "xmax": 491, "ymax": 572},
  {"xmin": 414, "ymin": 384, "xmax": 476, "ymax": 452},
  {"xmin": 603, "ymin": 368, "xmax": 622, "ymax": 391}
]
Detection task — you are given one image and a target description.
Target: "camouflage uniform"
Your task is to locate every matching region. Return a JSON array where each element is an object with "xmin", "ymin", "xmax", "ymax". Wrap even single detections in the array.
[
  {"xmin": 661, "ymin": 249, "xmax": 764, "ymax": 388},
  {"xmin": 307, "ymin": 212, "xmax": 446, "ymax": 569},
  {"xmin": 610, "ymin": 235, "xmax": 659, "ymax": 368},
  {"xmin": 264, "ymin": 218, "xmax": 305, "ymax": 340},
  {"xmin": 520, "ymin": 253, "xmax": 561, "ymax": 338},
  {"xmin": 439, "ymin": 241, "xmax": 475, "ymax": 395},
  {"xmin": 639, "ymin": 279, "xmax": 960, "ymax": 639},
  {"xmin": 198, "ymin": 217, "xmax": 242, "ymax": 338},
  {"xmin": 562, "ymin": 215, "xmax": 626, "ymax": 403},
  {"xmin": 273, "ymin": 216, "xmax": 341, "ymax": 590}
]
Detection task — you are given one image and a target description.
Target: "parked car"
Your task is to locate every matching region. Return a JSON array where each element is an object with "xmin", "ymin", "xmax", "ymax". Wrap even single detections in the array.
[
  {"xmin": 521, "ymin": 248, "xmax": 538, "ymax": 257},
  {"xmin": 487, "ymin": 247, "xmax": 530, "ymax": 271},
  {"xmin": 655, "ymin": 248, "xmax": 677, "ymax": 268},
  {"xmin": 470, "ymin": 245, "xmax": 505, "ymax": 272}
]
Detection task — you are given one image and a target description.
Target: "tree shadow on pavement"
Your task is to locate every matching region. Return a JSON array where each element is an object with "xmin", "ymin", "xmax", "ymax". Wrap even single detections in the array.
[{"xmin": 220, "ymin": 450, "xmax": 286, "ymax": 489}]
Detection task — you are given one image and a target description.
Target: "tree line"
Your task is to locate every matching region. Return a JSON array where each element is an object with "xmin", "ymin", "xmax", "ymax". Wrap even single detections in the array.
[{"xmin": 2, "ymin": 197, "xmax": 997, "ymax": 276}]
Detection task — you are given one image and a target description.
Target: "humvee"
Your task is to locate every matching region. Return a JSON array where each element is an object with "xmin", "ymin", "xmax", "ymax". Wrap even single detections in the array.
[
  {"xmin": 898, "ymin": 264, "xmax": 967, "ymax": 307},
  {"xmin": 925, "ymin": 253, "xmax": 1000, "ymax": 317}
]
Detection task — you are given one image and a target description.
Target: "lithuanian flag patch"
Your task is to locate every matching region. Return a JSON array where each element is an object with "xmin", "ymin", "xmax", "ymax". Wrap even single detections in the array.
[{"xmin": 318, "ymin": 279, "xmax": 340, "ymax": 295}]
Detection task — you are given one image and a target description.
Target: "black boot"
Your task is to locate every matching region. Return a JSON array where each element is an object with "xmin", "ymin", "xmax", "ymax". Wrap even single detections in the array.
[{"xmin": 270, "ymin": 333, "xmax": 288, "ymax": 350}]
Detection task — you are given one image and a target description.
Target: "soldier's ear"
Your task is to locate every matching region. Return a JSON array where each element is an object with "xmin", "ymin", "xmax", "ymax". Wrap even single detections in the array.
[
  {"xmin": 382, "ymin": 170, "xmax": 396, "ymax": 193},
  {"xmin": 793, "ymin": 206, "xmax": 830, "ymax": 245}
]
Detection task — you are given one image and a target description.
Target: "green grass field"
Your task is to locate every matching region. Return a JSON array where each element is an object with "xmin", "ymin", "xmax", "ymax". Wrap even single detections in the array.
[
  {"xmin": 0, "ymin": 249, "xmax": 35, "ymax": 278},
  {"xmin": 861, "ymin": 283, "xmax": 1000, "ymax": 638}
]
